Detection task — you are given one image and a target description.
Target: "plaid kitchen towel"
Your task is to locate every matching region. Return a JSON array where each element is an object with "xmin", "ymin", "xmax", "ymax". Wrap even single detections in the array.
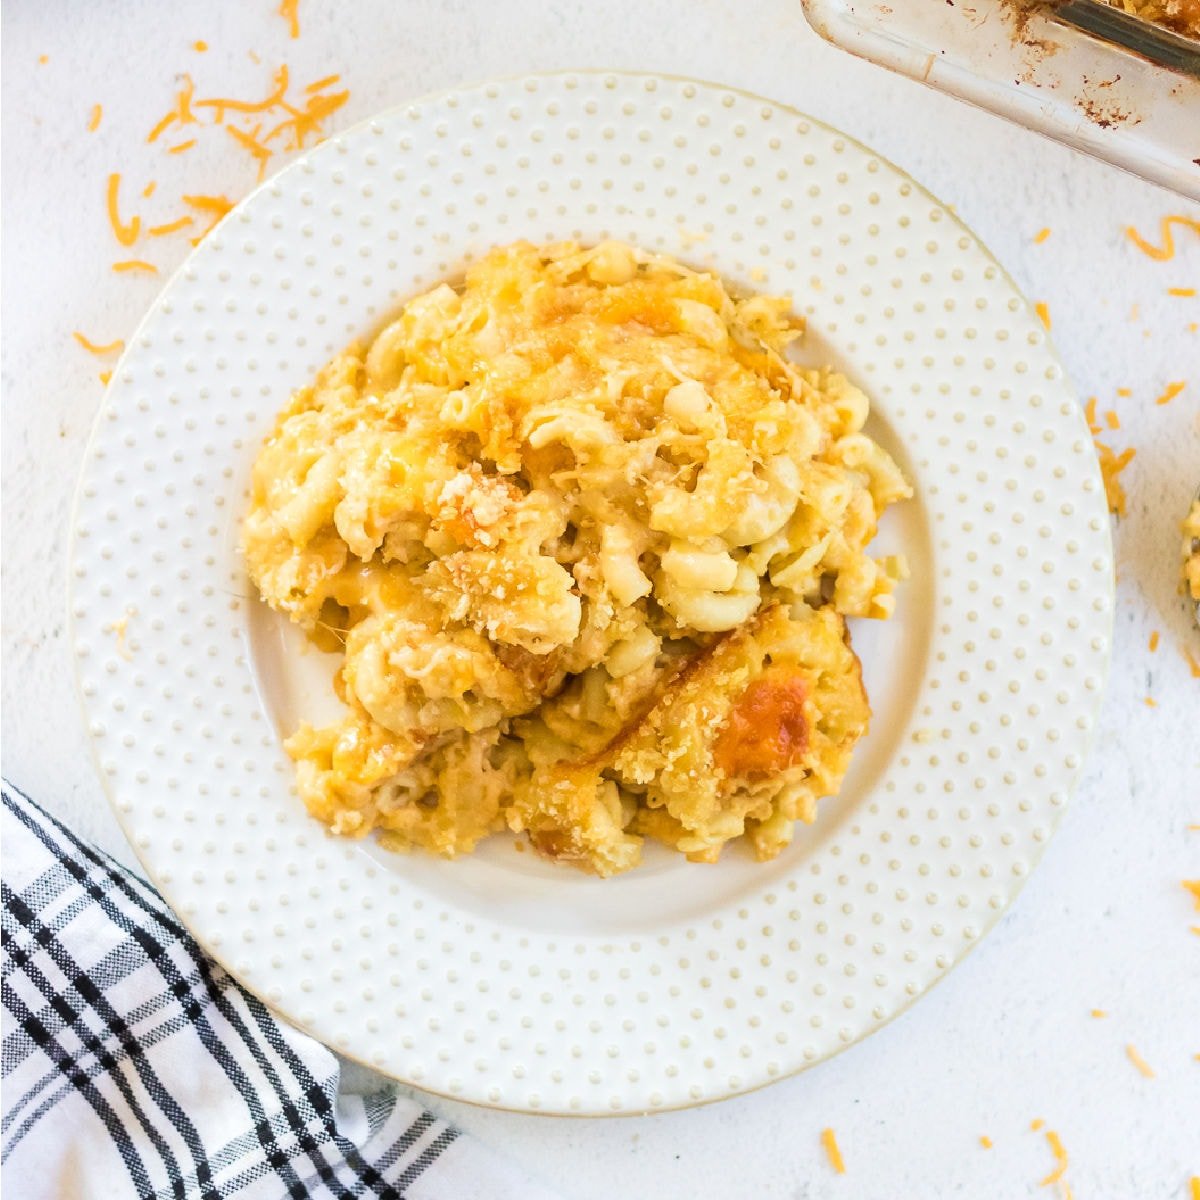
[{"xmin": 1, "ymin": 783, "xmax": 561, "ymax": 1200}]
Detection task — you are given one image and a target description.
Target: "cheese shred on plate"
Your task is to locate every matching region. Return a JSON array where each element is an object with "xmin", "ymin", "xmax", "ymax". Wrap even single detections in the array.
[
  {"xmin": 820, "ymin": 1127, "xmax": 846, "ymax": 1174},
  {"xmin": 1156, "ymin": 381, "xmax": 1186, "ymax": 405}
]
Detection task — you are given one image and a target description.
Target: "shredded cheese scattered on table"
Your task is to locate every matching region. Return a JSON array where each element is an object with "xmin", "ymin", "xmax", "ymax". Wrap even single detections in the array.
[
  {"xmin": 1125, "ymin": 215, "xmax": 1200, "ymax": 261},
  {"xmin": 820, "ymin": 1128, "xmax": 846, "ymax": 1174},
  {"xmin": 1126, "ymin": 1044, "xmax": 1155, "ymax": 1077},
  {"xmin": 168, "ymin": 139, "xmax": 197, "ymax": 155},
  {"xmin": 1034, "ymin": 227, "xmax": 1051, "ymax": 244},
  {"xmin": 194, "ymin": 40, "xmax": 208, "ymax": 52},
  {"xmin": 1183, "ymin": 880, "xmax": 1200, "ymax": 910},
  {"xmin": 87, "ymin": 104, "xmax": 102, "ymax": 132},
  {"xmin": 106, "ymin": 173, "xmax": 141, "ymax": 245},
  {"xmin": 1031, "ymin": 1118, "xmax": 1045, "ymax": 1132},
  {"xmin": 72, "ymin": 332, "xmax": 124, "ymax": 355},
  {"xmin": 226, "ymin": 124, "xmax": 273, "ymax": 179},
  {"xmin": 279, "ymin": 0, "xmax": 300, "ymax": 37},
  {"xmin": 1039, "ymin": 1129, "xmax": 1069, "ymax": 1187},
  {"xmin": 979, "ymin": 1135, "xmax": 993, "ymax": 1149},
  {"xmin": 99, "ymin": 370, "xmax": 112, "ymax": 385},
  {"xmin": 1169, "ymin": 287, "xmax": 1197, "ymax": 297},
  {"xmin": 1184, "ymin": 648, "xmax": 1200, "ymax": 678},
  {"xmin": 1091, "ymin": 1008, "xmax": 1108, "ymax": 1018},
  {"xmin": 1156, "ymin": 381, "xmax": 1186, "ymax": 405},
  {"xmin": 149, "ymin": 216, "xmax": 194, "ymax": 237},
  {"xmin": 305, "ymin": 73, "xmax": 341, "ymax": 93},
  {"xmin": 183, "ymin": 193, "xmax": 235, "ymax": 244},
  {"xmin": 1084, "ymin": 398, "xmax": 1136, "ymax": 516},
  {"xmin": 1149, "ymin": 630, "xmax": 1160, "ymax": 652},
  {"xmin": 112, "ymin": 259, "xmax": 159, "ymax": 274},
  {"xmin": 1035, "ymin": 301, "xmax": 1052, "ymax": 330},
  {"xmin": 1144, "ymin": 696, "xmax": 1157, "ymax": 708}
]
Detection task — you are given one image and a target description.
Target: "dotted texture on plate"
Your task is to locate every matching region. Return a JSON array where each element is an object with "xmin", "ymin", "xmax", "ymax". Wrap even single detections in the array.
[{"xmin": 69, "ymin": 72, "xmax": 1113, "ymax": 1116}]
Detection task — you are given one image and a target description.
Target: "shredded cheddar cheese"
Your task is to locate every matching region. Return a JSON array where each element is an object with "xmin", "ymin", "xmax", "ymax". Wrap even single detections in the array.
[
  {"xmin": 1144, "ymin": 696, "xmax": 1157, "ymax": 708},
  {"xmin": 279, "ymin": 0, "xmax": 300, "ymax": 38},
  {"xmin": 1191, "ymin": 1176, "xmax": 1200, "ymax": 1200},
  {"xmin": 196, "ymin": 65, "xmax": 290, "ymax": 119},
  {"xmin": 168, "ymin": 139, "xmax": 197, "ymax": 155},
  {"xmin": 149, "ymin": 216, "xmax": 194, "ymax": 237},
  {"xmin": 106, "ymin": 174, "xmax": 141, "ymax": 246},
  {"xmin": 305, "ymin": 73, "xmax": 341, "ymax": 94},
  {"xmin": 143, "ymin": 181, "xmax": 157, "ymax": 198},
  {"xmin": 1169, "ymin": 287, "xmax": 1197, "ymax": 297},
  {"xmin": 88, "ymin": 104, "xmax": 102, "ymax": 132},
  {"xmin": 1035, "ymin": 301, "xmax": 1052, "ymax": 330},
  {"xmin": 112, "ymin": 259, "xmax": 159, "ymax": 274},
  {"xmin": 1117, "ymin": 386, "xmax": 1132, "ymax": 396},
  {"xmin": 1039, "ymin": 1129, "xmax": 1068, "ymax": 1187},
  {"xmin": 263, "ymin": 87, "xmax": 350, "ymax": 151},
  {"xmin": 1034, "ymin": 227, "xmax": 1051, "ymax": 244},
  {"xmin": 1183, "ymin": 880, "xmax": 1200, "ymax": 910},
  {"xmin": 1091, "ymin": 1008, "xmax": 1108, "ymax": 1018},
  {"xmin": 1031, "ymin": 1118, "xmax": 1045, "ymax": 1132},
  {"xmin": 1105, "ymin": 409, "xmax": 1120, "ymax": 429},
  {"xmin": 147, "ymin": 111, "xmax": 177, "ymax": 143},
  {"xmin": 1125, "ymin": 215, "xmax": 1200, "ymax": 261},
  {"xmin": 183, "ymin": 193, "xmax": 234, "ymax": 243},
  {"xmin": 1156, "ymin": 381, "xmax": 1186, "ymax": 405},
  {"xmin": 820, "ymin": 1127, "xmax": 846, "ymax": 1174},
  {"xmin": 1085, "ymin": 398, "xmax": 1136, "ymax": 516},
  {"xmin": 226, "ymin": 124, "xmax": 272, "ymax": 179},
  {"xmin": 72, "ymin": 332, "xmax": 124, "ymax": 355},
  {"xmin": 194, "ymin": 40, "xmax": 208, "ymax": 52},
  {"xmin": 1126, "ymin": 1043, "xmax": 1155, "ymax": 1077},
  {"xmin": 99, "ymin": 370, "xmax": 112, "ymax": 385},
  {"xmin": 105, "ymin": 612, "xmax": 134, "ymax": 662},
  {"xmin": 1149, "ymin": 630, "xmax": 1160, "ymax": 651},
  {"xmin": 979, "ymin": 1135, "xmax": 993, "ymax": 1149},
  {"xmin": 1184, "ymin": 648, "xmax": 1200, "ymax": 678}
]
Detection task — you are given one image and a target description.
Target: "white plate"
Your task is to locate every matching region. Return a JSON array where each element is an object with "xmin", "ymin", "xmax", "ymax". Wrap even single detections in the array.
[{"xmin": 69, "ymin": 72, "xmax": 1114, "ymax": 1115}]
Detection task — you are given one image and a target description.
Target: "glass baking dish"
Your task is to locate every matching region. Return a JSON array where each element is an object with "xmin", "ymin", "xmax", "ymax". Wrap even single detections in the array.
[{"xmin": 800, "ymin": 0, "xmax": 1200, "ymax": 200}]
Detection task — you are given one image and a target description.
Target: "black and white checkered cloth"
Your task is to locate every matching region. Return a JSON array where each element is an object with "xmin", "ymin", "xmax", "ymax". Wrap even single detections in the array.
[{"xmin": 1, "ymin": 784, "xmax": 560, "ymax": 1200}]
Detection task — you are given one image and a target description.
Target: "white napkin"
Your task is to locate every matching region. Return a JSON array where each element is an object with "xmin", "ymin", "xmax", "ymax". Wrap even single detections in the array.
[{"xmin": 1, "ymin": 784, "xmax": 561, "ymax": 1200}]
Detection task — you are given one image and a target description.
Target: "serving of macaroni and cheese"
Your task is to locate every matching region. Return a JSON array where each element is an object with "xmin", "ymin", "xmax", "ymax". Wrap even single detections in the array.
[{"xmin": 242, "ymin": 240, "xmax": 911, "ymax": 876}]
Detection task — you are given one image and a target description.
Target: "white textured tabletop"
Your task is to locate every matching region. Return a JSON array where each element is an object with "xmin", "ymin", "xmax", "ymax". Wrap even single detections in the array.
[{"xmin": 2, "ymin": 1, "xmax": 1198, "ymax": 1196}]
